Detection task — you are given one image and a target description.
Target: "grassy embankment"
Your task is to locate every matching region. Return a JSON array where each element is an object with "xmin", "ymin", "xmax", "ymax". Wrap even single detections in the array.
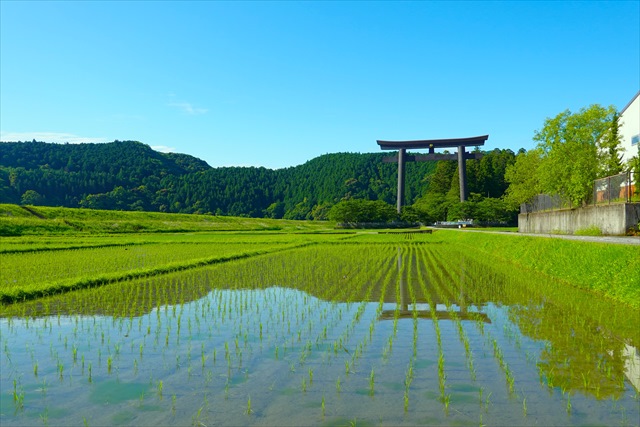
[
  {"xmin": 0, "ymin": 204, "xmax": 334, "ymax": 235},
  {"xmin": 435, "ymin": 229, "xmax": 640, "ymax": 310}
]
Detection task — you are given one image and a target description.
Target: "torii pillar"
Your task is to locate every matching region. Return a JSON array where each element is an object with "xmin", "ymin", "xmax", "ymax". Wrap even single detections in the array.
[{"xmin": 378, "ymin": 135, "xmax": 489, "ymax": 213}]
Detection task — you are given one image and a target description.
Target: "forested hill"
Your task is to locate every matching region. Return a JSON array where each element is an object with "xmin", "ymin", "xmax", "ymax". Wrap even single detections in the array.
[{"xmin": 0, "ymin": 140, "xmax": 436, "ymax": 219}]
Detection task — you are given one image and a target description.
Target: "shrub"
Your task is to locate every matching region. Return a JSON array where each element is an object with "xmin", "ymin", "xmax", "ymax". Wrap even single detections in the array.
[{"xmin": 328, "ymin": 199, "xmax": 397, "ymax": 224}]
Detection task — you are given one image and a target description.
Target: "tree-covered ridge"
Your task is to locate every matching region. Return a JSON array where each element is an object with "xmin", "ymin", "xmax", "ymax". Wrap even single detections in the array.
[
  {"xmin": 0, "ymin": 140, "xmax": 210, "ymax": 175},
  {"xmin": 0, "ymin": 140, "xmax": 436, "ymax": 219},
  {"xmin": 0, "ymin": 141, "xmax": 211, "ymax": 206}
]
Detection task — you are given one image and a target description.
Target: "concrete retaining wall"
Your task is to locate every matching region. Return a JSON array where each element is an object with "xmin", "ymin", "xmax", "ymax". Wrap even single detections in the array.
[{"xmin": 518, "ymin": 203, "xmax": 640, "ymax": 235}]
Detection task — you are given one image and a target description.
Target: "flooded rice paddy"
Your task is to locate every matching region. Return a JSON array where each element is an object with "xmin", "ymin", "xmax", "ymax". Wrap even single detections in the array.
[{"xmin": 1, "ymin": 243, "xmax": 639, "ymax": 426}]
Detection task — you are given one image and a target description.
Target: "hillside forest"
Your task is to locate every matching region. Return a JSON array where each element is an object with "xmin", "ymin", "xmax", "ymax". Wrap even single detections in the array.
[{"xmin": 0, "ymin": 140, "xmax": 519, "ymax": 223}]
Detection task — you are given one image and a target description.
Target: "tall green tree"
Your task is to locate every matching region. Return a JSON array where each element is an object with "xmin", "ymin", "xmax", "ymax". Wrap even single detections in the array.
[
  {"xmin": 424, "ymin": 160, "xmax": 457, "ymax": 195},
  {"xmin": 630, "ymin": 144, "xmax": 640, "ymax": 198},
  {"xmin": 504, "ymin": 148, "xmax": 543, "ymax": 209},
  {"xmin": 20, "ymin": 189, "xmax": 44, "ymax": 205},
  {"xmin": 599, "ymin": 111, "xmax": 624, "ymax": 177},
  {"xmin": 534, "ymin": 104, "xmax": 618, "ymax": 206},
  {"xmin": 412, "ymin": 193, "xmax": 448, "ymax": 223}
]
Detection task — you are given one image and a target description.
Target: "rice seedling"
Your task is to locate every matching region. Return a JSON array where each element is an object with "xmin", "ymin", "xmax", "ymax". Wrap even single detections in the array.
[
  {"xmin": 12, "ymin": 379, "xmax": 24, "ymax": 410},
  {"xmin": 246, "ymin": 395, "xmax": 252, "ymax": 415},
  {"xmin": 443, "ymin": 393, "xmax": 451, "ymax": 413},
  {"xmin": 484, "ymin": 392, "xmax": 492, "ymax": 412},
  {"xmin": 369, "ymin": 368, "xmax": 375, "ymax": 395}
]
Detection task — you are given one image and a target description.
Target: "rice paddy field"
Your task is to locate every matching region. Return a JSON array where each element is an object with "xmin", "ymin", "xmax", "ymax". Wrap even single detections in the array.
[{"xmin": 1, "ymin": 230, "xmax": 639, "ymax": 426}]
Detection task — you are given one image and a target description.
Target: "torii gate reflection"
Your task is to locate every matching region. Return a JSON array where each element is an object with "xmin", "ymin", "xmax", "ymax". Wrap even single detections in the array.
[{"xmin": 379, "ymin": 248, "xmax": 491, "ymax": 323}]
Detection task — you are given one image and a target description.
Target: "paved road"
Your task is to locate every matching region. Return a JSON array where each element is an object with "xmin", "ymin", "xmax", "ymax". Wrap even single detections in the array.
[{"xmin": 448, "ymin": 228, "xmax": 640, "ymax": 246}]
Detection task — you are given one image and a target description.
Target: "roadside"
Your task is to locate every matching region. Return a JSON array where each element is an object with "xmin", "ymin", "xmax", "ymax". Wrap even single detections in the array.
[{"xmin": 443, "ymin": 227, "xmax": 640, "ymax": 246}]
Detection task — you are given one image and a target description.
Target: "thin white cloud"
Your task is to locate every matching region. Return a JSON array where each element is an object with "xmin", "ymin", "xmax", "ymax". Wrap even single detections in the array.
[
  {"xmin": 168, "ymin": 102, "xmax": 208, "ymax": 115},
  {"xmin": 151, "ymin": 145, "xmax": 176, "ymax": 153},
  {"xmin": 0, "ymin": 132, "xmax": 109, "ymax": 144}
]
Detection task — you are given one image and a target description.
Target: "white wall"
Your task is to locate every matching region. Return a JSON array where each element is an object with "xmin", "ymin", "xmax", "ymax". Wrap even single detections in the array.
[{"xmin": 620, "ymin": 91, "xmax": 640, "ymax": 165}]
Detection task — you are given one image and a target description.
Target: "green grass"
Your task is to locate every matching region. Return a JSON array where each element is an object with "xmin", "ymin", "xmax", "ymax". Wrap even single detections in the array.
[
  {"xmin": 0, "ymin": 204, "xmax": 334, "ymax": 235},
  {"xmin": 466, "ymin": 226, "xmax": 519, "ymax": 232},
  {"xmin": 574, "ymin": 226, "xmax": 603, "ymax": 236},
  {"xmin": 433, "ymin": 229, "xmax": 640, "ymax": 309}
]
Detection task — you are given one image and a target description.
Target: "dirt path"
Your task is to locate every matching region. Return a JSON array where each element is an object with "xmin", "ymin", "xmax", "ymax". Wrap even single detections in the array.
[{"xmin": 20, "ymin": 205, "xmax": 46, "ymax": 219}]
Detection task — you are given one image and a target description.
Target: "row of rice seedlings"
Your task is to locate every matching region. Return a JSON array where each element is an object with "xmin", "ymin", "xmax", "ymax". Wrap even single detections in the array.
[
  {"xmin": 341, "ymin": 256, "xmax": 390, "ymax": 391},
  {"xmin": 404, "ymin": 246, "xmax": 422, "ymax": 411},
  {"xmin": 421, "ymin": 249, "xmax": 464, "ymax": 413},
  {"xmin": 379, "ymin": 252, "xmax": 401, "ymax": 364},
  {"xmin": 1, "ymin": 242, "xmax": 278, "ymax": 288},
  {"xmin": 316, "ymin": 247, "xmax": 393, "ymax": 365},
  {"xmin": 409, "ymin": 248, "xmax": 449, "ymax": 413},
  {"xmin": 428, "ymin": 245, "xmax": 524, "ymax": 407},
  {"xmin": 5, "ymin": 280, "xmax": 207, "ymax": 418},
  {"xmin": 254, "ymin": 244, "xmax": 394, "ymax": 412},
  {"xmin": 0, "ymin": 240, "xmax": 311, "ymax": 303},
  {"xmin": 279, "ymin": 245, "xmax": 394, "ymax": 413},
  {"xmin": 199, "ymin": 244, "xmax": 383, "ymax": 410},
  {"xmin": 418, "ymin": 248, "xmax": 477, "ymax": 380},
  {"xmin": 348, "ymin": 252, "xmax": 391, "ymax": 356}
]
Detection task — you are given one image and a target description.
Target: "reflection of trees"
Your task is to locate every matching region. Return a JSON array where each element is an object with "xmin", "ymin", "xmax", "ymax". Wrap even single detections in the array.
[
  {"xmin": 459, "ymin": 249, "xmax": 639, "ymax": 400},
  {"xmin": 513, "ymin": 303, "xmax": 629, "ymax": 399},
  {"xmin": 426, "ymin": 245, "xmax": 639, "ymax": 399}
]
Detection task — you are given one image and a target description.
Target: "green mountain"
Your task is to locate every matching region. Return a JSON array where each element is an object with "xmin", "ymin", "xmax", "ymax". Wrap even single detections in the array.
[{"xmin": 0, "ymin": 140, "xmax": 436, "ymax": 219}]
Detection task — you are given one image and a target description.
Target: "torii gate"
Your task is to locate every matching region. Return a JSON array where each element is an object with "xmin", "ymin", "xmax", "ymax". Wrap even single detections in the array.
[{"xmin": 377, "ymin": 135, "xmax": 489, "ymax": 213}]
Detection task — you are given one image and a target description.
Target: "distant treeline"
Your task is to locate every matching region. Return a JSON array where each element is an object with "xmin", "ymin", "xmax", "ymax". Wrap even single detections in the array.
[{"xmin": 0, "ymin": 140, "xmax": 518, "ymax": 222}]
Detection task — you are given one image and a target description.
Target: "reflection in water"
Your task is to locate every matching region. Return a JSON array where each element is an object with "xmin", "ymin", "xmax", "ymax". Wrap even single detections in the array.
[
  {"xmin": 379, "ymin": 247, "xmax": 490, "ymax": 323},
  {"xmin": 1, "ymin": 243, "xmax": 638, "ymax": 426}
]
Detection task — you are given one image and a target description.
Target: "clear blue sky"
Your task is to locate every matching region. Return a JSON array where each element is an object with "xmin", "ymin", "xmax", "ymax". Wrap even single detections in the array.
[{"xmin": 1, "ymin": 1, "xmax": 638, "ymax": 169}]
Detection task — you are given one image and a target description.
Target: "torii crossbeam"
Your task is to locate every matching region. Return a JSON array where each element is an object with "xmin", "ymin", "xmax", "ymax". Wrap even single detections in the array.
[{"xmin": 377, "ymin": 135, "xmax": 489, "ymax": 212}]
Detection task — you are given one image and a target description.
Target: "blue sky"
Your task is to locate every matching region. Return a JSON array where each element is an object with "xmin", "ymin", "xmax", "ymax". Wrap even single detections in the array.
[{"xmin": 1, "ymin": 1, "xmax": 638, "ymax": 169}]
